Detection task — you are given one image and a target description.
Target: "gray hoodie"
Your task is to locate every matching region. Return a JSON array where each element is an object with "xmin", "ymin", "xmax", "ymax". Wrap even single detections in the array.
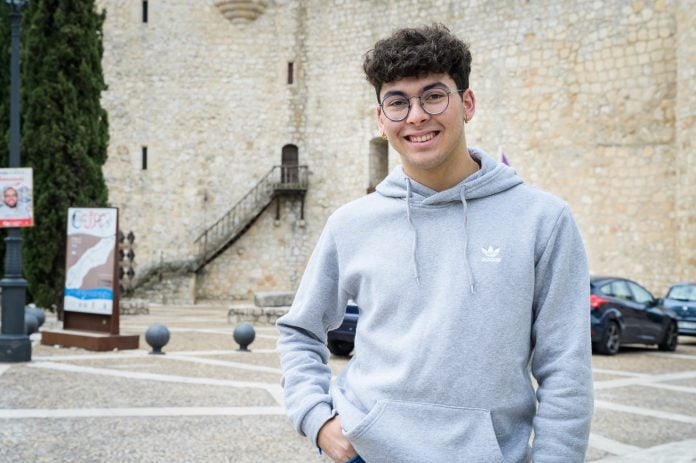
[{"xmin": 277, "ymin": 148, "xmax": 593, "ymax": 462}]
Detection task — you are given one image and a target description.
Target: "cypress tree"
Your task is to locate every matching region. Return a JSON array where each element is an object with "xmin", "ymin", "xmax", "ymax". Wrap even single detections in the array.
[
  {"xmin": 21, "ymin": 0, "xmax": 109, "ymax": 310},
  {"xmin": 0, "ymin": 6, "xmax": 11, "ymax": 273},
  {"xmin": 0, "ymin": 6, "xmax": 9, "ymax": 166}
]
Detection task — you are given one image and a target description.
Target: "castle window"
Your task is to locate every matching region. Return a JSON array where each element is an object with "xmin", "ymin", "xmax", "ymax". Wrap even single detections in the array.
[
  {"xmin": 142, "ymin": 1, "xmax": 148, "ymax": 23},
  {"xmin": 287, "ymin": 62, "xmax": 294, "ymax": 84},
  {"xmin": 142, "ymin": 146, "xmax": 148, "ymax": 170}
]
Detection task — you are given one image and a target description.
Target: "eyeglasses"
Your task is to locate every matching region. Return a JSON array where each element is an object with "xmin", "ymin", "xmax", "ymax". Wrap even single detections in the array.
[{"xmin": 380, "ymin": 87, "xmax": 466, "ymax": 122}]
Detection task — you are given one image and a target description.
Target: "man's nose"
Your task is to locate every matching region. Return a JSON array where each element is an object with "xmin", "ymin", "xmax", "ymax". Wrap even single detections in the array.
[{"xmin": 406, "ymin": 97, "xmax": 429, "ymax": 124}]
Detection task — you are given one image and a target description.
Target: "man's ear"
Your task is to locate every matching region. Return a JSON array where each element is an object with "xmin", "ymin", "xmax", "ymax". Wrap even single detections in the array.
[
  {"xmin": 376, "ymin": 106, "xmax": 385, "ymax": 133},
  {"xmin": 463, "ymin": 89, "xmax": 476, "ymax": 122}
]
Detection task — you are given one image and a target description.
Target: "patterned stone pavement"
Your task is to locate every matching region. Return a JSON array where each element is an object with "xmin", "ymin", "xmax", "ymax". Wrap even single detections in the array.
[{"xmin": 1, "ymin": 304, "xmax": 695, "ymax": 462}]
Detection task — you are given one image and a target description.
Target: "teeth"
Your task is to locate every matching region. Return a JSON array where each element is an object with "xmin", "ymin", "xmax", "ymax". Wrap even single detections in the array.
[{"xmin": 409, "ymin": 133, "xmax": 435, "ymax": 143}]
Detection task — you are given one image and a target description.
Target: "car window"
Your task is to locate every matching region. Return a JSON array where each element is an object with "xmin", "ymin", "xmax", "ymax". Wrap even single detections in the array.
[
  {"xmin": 599, "ymin": 283, "xmax": 613, "ymax": 296},
  {"xmin": 667, "ymin": 285, "xmax": 696, "ymax": 302},
  {"xmin": 628, "ymin": 282, "xmax": 654, "ymax": 304},
  {"xmin": 602, "ymin": 281, "xmax": 633, "ymax": 300}
]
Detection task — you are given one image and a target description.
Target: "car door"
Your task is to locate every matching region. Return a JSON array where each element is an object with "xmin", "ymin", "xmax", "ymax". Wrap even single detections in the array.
[
  {"xmin": 628, "ymin": 281, "xmax": 662, "ymax": 341},
  {"xmin": 600, "ymin": 280, "xmax": 642, "ymax": 342}
]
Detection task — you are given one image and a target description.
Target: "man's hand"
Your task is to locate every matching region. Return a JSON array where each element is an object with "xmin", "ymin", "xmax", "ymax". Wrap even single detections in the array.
[{"xmin": 317, "ymin": 416, "xmax": 357, "ymax": 463}]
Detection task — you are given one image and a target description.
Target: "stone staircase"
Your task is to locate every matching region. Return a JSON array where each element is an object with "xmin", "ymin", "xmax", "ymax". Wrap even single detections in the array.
[
  {"xmin": 193, "ymin": 165, "xmax": 308, "ymax": 272},
  {"xmin": 126, "ymin": 165, "xmax": 307, "ymax": 303}
]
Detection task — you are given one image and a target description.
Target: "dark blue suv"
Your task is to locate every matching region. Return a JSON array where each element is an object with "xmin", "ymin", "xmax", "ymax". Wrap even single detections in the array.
[{"xmin": 327, "ymin": 303, "xmax": 359, "ymax": 356}]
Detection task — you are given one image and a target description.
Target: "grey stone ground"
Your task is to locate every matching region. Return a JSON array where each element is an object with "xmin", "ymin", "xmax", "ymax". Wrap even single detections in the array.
[{"xmin": 1, "ymin": 303, "xmax": 695, "ymax": 462}]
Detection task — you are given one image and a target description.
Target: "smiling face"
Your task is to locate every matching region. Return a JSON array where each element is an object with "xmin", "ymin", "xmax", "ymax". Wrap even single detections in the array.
[
  {"xmin": 3, "ymin": 188, "xmax": 17, "ymax": 208},
  {"xmin": 377, "ymin": 73, "xmax": 476, "ymax": 190}
]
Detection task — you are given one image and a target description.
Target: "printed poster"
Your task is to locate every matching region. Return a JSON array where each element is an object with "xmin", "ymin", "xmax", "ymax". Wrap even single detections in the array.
[
  {"xmin": 64, "ymin": 208, "xmax": 118, "ymax": 315},
  {"xmin": 0, "ymin": 168, "xmax": 33, "ymax": 228}
]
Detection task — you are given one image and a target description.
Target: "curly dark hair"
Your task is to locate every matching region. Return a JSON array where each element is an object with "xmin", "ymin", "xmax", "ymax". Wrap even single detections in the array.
[{"xmin": 363, "ymin": 24, "xmax": 472, "ymax": 102}]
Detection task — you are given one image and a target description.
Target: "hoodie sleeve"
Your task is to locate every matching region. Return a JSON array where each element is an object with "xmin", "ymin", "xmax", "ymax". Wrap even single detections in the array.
[
  {"xmin": 276, "ymin": 222, "xmax": 350, "ymax": 448},
  {"xmin": 530, "ymin": 206, "xmax": 593, "ymax": 462}
]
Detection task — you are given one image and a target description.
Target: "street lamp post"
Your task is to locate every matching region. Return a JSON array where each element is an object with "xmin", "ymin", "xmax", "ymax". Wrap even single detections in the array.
[{"xmin": 0, "ymin": 0, "xmax": 30, "ymax": 362}]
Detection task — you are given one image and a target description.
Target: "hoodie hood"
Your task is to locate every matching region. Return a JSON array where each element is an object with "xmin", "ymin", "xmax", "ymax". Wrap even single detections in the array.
[
  {"xmin": 374, "ymin": 147, "xmax": 523, "ymax": 290},
  {"xmin": 375, "ymin": 147, "xmax": 522, "ymax": 203}
]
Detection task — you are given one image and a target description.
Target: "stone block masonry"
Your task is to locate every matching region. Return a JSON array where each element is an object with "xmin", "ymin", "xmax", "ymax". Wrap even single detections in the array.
[{"xmin": 98, "ymin": 0, "xmax": 695, "ymax": 301}]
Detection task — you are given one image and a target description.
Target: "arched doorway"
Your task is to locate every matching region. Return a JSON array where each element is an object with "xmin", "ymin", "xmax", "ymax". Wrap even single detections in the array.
[
  {"xmin": 368, "ymin": 138, "xmax": 388, "ymax": 193},
  {"xmin": 281, "ymin": 144, "xmax": 299, "ymax": 183}
]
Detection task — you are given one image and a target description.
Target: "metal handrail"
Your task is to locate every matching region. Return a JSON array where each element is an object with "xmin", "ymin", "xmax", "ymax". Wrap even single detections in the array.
[{"xmin": 193, "ymin": 165, "xmax": 307, "ymax": 267}]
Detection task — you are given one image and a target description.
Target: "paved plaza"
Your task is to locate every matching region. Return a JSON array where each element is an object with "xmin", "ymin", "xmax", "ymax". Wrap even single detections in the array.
[{"xmin": 1, "ymin": 303, "xmax": 695, "ymax": 462}]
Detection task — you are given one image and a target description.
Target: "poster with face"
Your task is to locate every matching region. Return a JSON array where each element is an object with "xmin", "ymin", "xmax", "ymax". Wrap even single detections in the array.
[
  {"xmin": 64, "ymin": 208, "xmax": 118, "ymax": 315},
  {"xmin": 0, "ymin": 168, "xmax": 33, "ymax": 228}
]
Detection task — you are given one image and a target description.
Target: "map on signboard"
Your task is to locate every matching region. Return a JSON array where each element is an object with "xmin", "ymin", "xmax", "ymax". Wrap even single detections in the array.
[{"xmin": 64, "ymin": 208, "xmax": 118, "ymax": 315}]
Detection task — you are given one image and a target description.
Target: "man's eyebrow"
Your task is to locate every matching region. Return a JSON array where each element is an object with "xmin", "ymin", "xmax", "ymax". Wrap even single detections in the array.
[
  {"xmin": 381, "ymin": 89, "xmax": 406, "ymax": 100},
  {"xmin": 381, "ymin": 81, "xmax": 449, "ymax": 100},
  {"xmin": 422, "ymin": 82, "xmax": 448, "ymax": 91}
]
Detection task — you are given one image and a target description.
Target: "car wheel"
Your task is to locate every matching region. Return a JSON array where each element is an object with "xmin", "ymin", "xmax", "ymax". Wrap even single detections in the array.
[
  {"xmin": 595, "ymin": 321, "xmax": 621, "ymax": 355},
  {"xmin": 328, "ymin": 340, "xmax": 354, "ymax": 356},
  {"xmin": 658, "ymin": 322, "xmax": 678, "ymax": 352}
]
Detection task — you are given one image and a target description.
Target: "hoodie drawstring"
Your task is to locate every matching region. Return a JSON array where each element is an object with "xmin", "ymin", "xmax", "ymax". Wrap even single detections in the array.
[
  {"xmin": 405, "ymin": 179, "xmax": 421, "ymax": 286},
  {"xmin": 460, "ymin": 188, "xmax": 475, "ymax": 294},
  {"xmin": 404, "ymin": 178, "xmax": 475, "ymax": 293}
]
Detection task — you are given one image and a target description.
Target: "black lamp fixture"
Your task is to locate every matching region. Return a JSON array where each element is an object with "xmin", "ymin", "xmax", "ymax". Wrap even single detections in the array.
[{"xmin": 0, "ymin": 0, "xmax": 30, "ymax": 362}]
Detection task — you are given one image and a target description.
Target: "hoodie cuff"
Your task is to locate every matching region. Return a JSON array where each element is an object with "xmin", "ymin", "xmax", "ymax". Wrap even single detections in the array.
[{"xmin": 301, "ymin": 402, "xmax": 337, "ymax": 449}]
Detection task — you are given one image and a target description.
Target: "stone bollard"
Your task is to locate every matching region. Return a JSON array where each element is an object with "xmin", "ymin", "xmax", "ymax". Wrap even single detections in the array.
[
  {"xmin": 233, "ymin": 323, "xmax": 255, "ymax": 352},
  {"xmin": 25, "ymin": 304, "xmax": 46, "ymax": 328},
  {"xmin": 25, "ymin": 313, "xmax": 39, "ymax": 335},
  {"xmin": 145, "ymin": 323, "xmax": 170, "ymax": 355}
]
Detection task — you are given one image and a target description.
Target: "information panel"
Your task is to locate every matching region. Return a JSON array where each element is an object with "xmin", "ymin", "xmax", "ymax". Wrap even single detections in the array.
[
  {"xmin": 64, "ymin": 208, "xmax": 118, "ymax": 315},
  {"xmin": 0, "ymin": 167, "xmax": 33, "ymax": 228}
]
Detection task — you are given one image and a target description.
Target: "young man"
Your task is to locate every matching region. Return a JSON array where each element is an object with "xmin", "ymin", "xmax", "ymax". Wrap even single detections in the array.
[{"xmin": 277, "ymin": 24, "xmax": 593, "ymax": 463}]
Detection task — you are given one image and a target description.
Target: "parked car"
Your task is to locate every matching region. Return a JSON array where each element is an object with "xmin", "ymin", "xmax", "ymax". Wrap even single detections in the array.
[
  {"xmin": 327, "ymin": 303, "xmax": 359, "ymax": 356},
  {"xmin": 590, "ymin": 276, "xmax": 679, "ymax": 355},
  {"xmin": 662, "ymin": 282, "xmax": 696, "ymax": 336},
  {"xmin": 326, "ymin": 278, "xmax": 680, "ymax": 357}
]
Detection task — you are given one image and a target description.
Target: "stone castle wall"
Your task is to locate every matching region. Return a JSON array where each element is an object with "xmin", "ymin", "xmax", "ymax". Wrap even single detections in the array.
[
  {"xmin": 98, "ymin": 0, "xmax": 694, "ymax": 302},
  {"xmin": 676, "ymin": 1, "xmax": 695, "ymax": 284}
]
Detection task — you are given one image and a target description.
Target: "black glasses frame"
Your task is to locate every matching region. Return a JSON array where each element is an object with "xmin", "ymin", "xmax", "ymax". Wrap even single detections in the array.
[{"xmin": 380, "ymin": 88, "xmax": 466, "ymax": 122}]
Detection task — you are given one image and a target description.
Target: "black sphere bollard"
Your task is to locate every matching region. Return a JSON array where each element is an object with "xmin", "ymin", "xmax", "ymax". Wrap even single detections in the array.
[
  {"xmin": 26, "ymin": 305, "xmax": 46, "ymax": 328},
  {"xmin": 25, "ymin": 313, "xmax": 39, "ymax": 335},
  {"xmin": 233, "ymin": 323, "xmax": 255, "ymax": 352},
  {"xmin": 145, "ymin": 323, "xmax": 170, "ymax": 355}
]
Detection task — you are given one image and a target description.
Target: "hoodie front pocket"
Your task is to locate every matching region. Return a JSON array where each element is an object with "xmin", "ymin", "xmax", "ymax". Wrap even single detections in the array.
[{"xmin": 344, "ymin": 400, "xmax": 504, "ymax": 463}]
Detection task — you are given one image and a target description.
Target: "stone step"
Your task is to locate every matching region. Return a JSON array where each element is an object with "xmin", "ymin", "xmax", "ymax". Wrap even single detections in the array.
[
  {"xmin": 253, "ymin": 291, "xmax": 294, "ymax": 308},
  {"xmin": 227, "ymin": 304, "xmax": 289, "ymax": 325}
]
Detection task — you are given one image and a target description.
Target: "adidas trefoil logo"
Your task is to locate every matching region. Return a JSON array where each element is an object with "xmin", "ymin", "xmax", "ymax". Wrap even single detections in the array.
[{"xmin": 481, "ymin": 245, "xmax": 502, "ymax": 263}]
